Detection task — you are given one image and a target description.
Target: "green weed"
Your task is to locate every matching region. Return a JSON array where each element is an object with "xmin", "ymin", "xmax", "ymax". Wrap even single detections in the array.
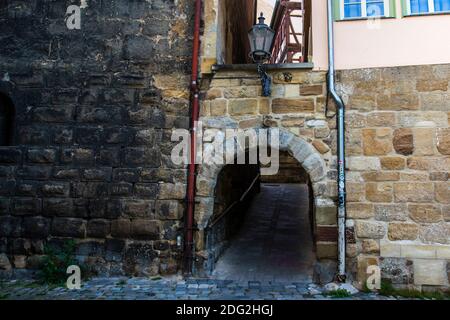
[
  {"xmin": 325, "ymin": 289, "xmax": 352, "ymax": 298},
  {"xmin": 38, "ymin": 240, "xmax": 78, "ymax": 286}
]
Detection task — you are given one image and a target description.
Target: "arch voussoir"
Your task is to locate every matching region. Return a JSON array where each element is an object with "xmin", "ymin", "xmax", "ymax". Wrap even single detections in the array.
[{"xmin": 194, "ymin": 128, "xmax": 334, "ymax": 256}]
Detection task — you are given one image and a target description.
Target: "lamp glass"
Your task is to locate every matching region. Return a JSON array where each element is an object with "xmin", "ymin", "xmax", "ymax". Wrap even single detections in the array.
[{"xmin": 248, "ymin": 13, "xmax": 275, "ymax": 63}]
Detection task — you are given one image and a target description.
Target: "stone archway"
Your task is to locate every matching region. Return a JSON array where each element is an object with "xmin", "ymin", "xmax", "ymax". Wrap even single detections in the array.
[{"xmin": 193, "ymin": 128, "xmax": 338, "ymax": 276}]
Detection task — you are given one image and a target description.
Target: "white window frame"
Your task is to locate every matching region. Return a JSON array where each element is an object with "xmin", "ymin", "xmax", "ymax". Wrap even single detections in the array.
[
  {"xmin": 340, "ymin": 0, "xmax": 390, "ymax": 19},
  {"xmin": 406, "ymin": 0, "xmax": 450, "ymax": 14}
]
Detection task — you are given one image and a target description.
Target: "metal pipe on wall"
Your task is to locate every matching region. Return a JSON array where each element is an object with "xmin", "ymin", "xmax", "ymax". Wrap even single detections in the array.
[
  {"xmin": 184, "ymin": 0, "xmax": 202, "ymax": 276},
  {"xmin": 326, "ymin": 0, "xmax": 347, "ymax": 281}
]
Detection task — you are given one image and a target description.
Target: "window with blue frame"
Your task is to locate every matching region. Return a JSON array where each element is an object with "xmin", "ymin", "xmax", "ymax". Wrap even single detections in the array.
[
  {"xmin": 409, "ymin": 0, "xmax": 429, "ymax": 13},
  {"xmin": 407, "ymin": 0, "xmax": 450, "ymax": 14},
  {"xmin": 341, "ymin": 0, "xmax": 389, "ymax": 19},
  {"xmin": 434, "ymin": 0, "xmax": 450, "ymax": 12},
  {"xmin": 367, "ymin": 0, "xmax": 386, "ymax": 16},
  {"xmin": 344, "ymin": 0, "xmax": 362, "ymax": 18}
]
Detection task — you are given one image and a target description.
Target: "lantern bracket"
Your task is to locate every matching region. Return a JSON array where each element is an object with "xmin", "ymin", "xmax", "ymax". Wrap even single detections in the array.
[{"xmin": 257, "ymin": 63, "xmax": 271, "ymax": 97}]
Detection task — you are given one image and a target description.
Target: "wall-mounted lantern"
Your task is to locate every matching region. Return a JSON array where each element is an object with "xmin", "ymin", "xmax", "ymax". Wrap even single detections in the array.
[{"xmin": 248, "ymin": 12, "xmax": 275, "ymax": 97}]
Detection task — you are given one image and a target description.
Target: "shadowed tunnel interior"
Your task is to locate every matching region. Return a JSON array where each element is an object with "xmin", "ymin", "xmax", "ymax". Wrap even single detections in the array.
[{"xmin": 205, "ymin": 151, "xmax": 317, "ymax": 282}]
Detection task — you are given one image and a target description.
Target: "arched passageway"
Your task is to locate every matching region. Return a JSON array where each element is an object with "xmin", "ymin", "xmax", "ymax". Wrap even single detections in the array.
[
  {"xmin": 193, "ymin": 129, "xmax": 336, "ymax": 281},
  {"xmin": 205, "ymin": 151, "xmax": 317, "ymax": 282}
]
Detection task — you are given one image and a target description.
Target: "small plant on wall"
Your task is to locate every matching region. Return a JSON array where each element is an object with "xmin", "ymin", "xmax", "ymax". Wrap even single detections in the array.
[{"xmin": 39, "ymin": 240, "xmax": 81, "ymax": 286}]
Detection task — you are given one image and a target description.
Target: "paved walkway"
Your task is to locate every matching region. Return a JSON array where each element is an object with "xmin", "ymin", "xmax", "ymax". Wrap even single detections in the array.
[
  {"xmin": 213, "ymin": 184, "xmax": 315, "ymax": 283},
  {"xmin": 0, "ymin": 183, "xmax": 395, "ymax": 300},
  {"xmin": 0, "ymin": 184, "xmax": 405, "ymax": 301},
  {"xmin": 0, "ymin": 277, "xmax": 397, "ymax": 300}
]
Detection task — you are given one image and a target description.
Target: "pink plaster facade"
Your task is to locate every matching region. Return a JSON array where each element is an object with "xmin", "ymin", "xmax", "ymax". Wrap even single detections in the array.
[{"xmin": 312, "ymin": 0, "xmax": 450, "ymax": 70}]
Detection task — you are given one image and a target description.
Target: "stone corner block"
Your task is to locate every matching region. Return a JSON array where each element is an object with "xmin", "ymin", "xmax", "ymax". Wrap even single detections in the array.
[{"xmin": 413, "ymin": 259, "xmax": 448, "ymax": 286}]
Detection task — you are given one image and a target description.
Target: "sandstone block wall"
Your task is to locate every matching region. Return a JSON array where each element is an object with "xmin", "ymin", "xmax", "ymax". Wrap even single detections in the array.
[
  {"xmin": 0, "ymin": 0, "xmax": 193, "ymax": 277},
  {"xmin": 197, "ymin": 68, "xmax": 340, "ymax": 266},
  {"xmin": 199, "ymin": 64, "xmax": 449, "ymax": 289},
  {"xmin": 337, "ymin": 65, "xmax": 450, "ymax": 289},
  {"xmin": 261, "ymin": 150, "xmax": 310, "ymax": 183},
  {"xmin": 0, "ymin": 1, "xmax": 448, "ymax": 289}
]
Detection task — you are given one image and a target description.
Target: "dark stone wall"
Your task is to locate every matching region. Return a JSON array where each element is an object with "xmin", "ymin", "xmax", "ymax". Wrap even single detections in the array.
[{"xmin": 0, "ymin": 0, "xmax": 194, "ymax": 277}]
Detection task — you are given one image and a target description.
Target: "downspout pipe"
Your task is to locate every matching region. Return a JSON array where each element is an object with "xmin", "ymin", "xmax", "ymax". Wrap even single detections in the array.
[
  {"xmin": 184, "ymin": 0, "xmax": 202, "ymax": 276},
  {"xmin": 326, "ymin": 0, "xmax": 347, "ymax": 281}
]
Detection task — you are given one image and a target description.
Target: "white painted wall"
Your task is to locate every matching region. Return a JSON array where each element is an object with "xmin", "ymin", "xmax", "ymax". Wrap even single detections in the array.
[{"xmin": 258, "ymin": 0, "xmax": 277, "ymax": 22}]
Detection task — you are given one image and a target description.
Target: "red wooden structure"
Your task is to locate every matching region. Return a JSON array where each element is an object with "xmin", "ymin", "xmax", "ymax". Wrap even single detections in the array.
[{"xmin": 270, "ymin": 0, "xmax": 311, "ymax": 64}]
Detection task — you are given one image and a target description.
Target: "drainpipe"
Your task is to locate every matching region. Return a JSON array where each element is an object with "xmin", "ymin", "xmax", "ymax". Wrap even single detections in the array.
[
  {"xmin": 326, "ymin": 0, "xmax": 347, "ymax": 281},
  {"xmin": 184, "ymin": 0, "xmax": 202, "ymax": 276}
]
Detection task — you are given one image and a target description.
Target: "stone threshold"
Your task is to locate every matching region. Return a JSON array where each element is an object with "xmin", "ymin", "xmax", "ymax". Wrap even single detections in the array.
[{"xmin": 212, "ymin": 63, "xmax": 314, "ymax": 72}]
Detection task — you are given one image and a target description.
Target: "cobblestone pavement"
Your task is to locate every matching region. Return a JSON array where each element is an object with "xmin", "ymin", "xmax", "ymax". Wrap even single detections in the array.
[{"xmin": 0, "ymin": 277, "xmax": 401, "ymax": 300}]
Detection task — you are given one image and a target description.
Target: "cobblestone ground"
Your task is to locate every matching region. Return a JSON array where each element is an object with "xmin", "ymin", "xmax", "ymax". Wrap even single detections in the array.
[{"xmin": 0, "ymin": 277, "xmax": 402, "ymax": 300}]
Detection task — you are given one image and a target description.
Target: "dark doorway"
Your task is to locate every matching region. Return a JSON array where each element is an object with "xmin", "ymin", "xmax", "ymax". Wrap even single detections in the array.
[{"xmin": 206, "ymin": 151, "xmax": 316, "ymax": 282}]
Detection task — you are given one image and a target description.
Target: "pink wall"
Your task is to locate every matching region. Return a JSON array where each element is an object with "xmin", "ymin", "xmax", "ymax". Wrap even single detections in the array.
[{"xmin": 312, "ymin": 0, "xmax": 450, "ymax": 70}]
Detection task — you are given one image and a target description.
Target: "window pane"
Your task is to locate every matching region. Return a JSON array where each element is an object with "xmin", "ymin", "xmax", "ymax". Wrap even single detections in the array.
[
  {"xmin": 367, "ymin": 0, "xmax": 385, "ymax": 16},
  {"xmin": 410, "ymin": 0, "xmax": 429, "ymax": 13},
  {"xmin": 344, "ymin": 0, "xmax": 362, "ymax": 17},
  {"xmin": 434, "ymin": 0, "xmax": 450, "ymax": 11}
]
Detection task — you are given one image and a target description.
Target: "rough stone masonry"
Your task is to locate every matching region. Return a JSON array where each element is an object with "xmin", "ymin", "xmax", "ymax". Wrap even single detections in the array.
[
  {"xmin": 197, "ymin": 0, "xmax": 449, "ymax": 290},
  {"xmin": 195, "ymin": 64, "xmax": 450, "ymax": 290},
  {"xmin": 0, "ymin": 0, "xmax": 449, "ymax": 292},
  {"xmin": 0, "ymin": 0, "xmax": 194, "ymax": 277},
  {"xmin": 337, "ymin": 66, "xmax": 450, "ymax": 290}
]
